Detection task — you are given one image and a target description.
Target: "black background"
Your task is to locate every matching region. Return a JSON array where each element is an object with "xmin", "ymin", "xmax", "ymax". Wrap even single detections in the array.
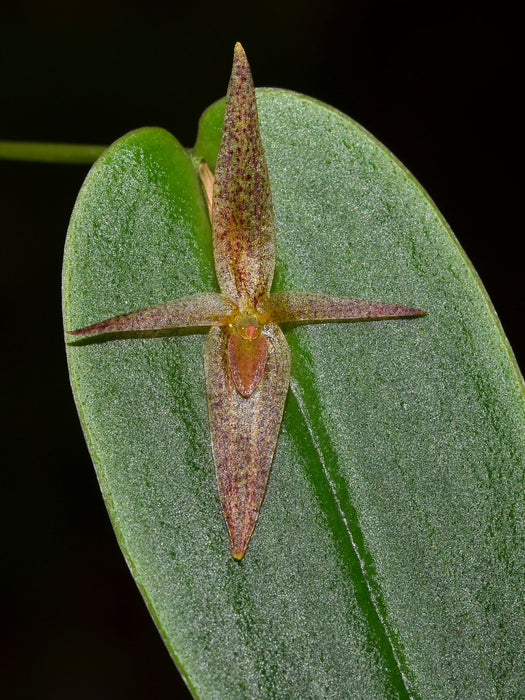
[{"xmin": 1, "ymin": 2, "xmax": 522, "ymax": 698}]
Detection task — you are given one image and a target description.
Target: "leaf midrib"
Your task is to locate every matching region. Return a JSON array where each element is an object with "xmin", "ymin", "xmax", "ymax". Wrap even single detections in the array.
[{"xmin": 287, "ymin": 337, "xmax": 414, "ymax": 699}]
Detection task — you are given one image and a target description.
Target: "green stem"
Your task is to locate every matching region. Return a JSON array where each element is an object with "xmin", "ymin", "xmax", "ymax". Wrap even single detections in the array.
[{"xmin": 0, "ymin": 141, "xmax": 107, "ymax": 164}]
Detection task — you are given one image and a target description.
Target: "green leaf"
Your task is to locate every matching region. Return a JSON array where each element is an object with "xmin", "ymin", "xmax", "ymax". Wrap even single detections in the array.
[{"xmin": 63, "ymin": 92, "xmax": 525, "ymax": 698}]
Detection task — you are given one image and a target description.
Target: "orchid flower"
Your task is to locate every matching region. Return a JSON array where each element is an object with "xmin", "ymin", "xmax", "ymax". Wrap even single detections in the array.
[{"xmin": 69, "ymin": 43, "xmax": 425, "ymax": 560}]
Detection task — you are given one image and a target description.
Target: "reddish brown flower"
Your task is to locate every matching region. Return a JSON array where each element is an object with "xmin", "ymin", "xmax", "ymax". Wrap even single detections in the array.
[{"xmin": 69, "ymin": 44, "xmax": 425, "ymax": 559}]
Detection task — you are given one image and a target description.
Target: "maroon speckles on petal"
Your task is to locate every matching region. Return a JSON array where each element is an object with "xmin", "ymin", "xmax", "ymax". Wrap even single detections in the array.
[
  {"xmin": 68, "ymin": 294, "xmax": 235, "ymax": 337},
  {"xmin": 266, "ymin": 292, "xmax": 426, "ymax": 324},
  {"xmin": 205, "ymin": 325, "xmax": 290, "ymax": 560},
  {"xmin": 211, "ymin": 43, "xmax": 276, "ymax": 311}
]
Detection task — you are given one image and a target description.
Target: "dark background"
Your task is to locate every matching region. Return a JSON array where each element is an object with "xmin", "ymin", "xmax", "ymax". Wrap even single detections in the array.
[{"xmin": 1, "ymin": 2, "xmax": 521, "ymax": 698}]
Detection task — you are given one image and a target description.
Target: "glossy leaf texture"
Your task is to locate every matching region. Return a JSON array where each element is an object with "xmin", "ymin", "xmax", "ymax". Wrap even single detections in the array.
[{"xmin": 63, "ymin": 94, "xmax": 525, "ymax": 698}]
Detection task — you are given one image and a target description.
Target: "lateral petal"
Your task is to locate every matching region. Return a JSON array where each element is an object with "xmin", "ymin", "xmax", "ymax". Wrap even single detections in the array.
[
  {"xmin": 265, "ymin": 291, "xmax": 426, "ymax": 323},
  {"xmin": 212, "ymin": 43, "xmax": 275, "ymax": 310},
  {"xmin": 204, "ymin": 325, "xmax": 291, "ymax": 559},
  {"xmin": 68, "ymin": 293, "xmax": 235, "ymax": 337}
]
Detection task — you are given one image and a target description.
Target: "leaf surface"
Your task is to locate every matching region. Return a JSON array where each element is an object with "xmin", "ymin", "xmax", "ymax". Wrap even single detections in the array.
[{"xmin": 63, "ymin": 93, "xmax": 525, "ymax": 698}]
